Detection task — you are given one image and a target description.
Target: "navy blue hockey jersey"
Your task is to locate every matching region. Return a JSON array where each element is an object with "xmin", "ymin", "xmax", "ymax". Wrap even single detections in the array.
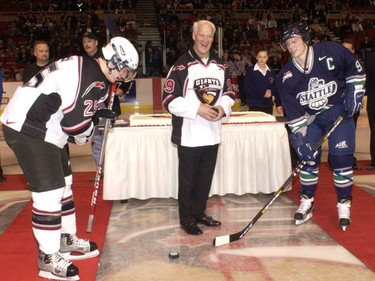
[{"xmin": 277, "ymin": 41, "xmax": 365, "ymax": 131}]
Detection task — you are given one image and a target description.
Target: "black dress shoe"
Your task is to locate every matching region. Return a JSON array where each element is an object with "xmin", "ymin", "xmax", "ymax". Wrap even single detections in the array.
[
  {"xmin": 353, "ymin": 163, "xmax": 361, "ymax": 170},
  {"xmin": 89, "ymin": 175, "xmax": 103, "ymax": 182},
  {"xmin": 197, "ymin": 216, "xmax": 221, "ymax": 227},
  {"xmin": 181, "ymin": 222, "xmax": 203, "ymax": 235}
]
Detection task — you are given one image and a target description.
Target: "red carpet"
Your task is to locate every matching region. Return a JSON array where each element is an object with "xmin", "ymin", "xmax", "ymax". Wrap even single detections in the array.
[
  {"xmin": 287, "ymin": 161, "xmax": 375, "ymax": 271},
  {"xmin": 0, "ymin": 174, "xmax": 28, "ymax": 191},
  {"xmin": 0, "ymin": 172, "xmax": 112, "ymax": 281}
]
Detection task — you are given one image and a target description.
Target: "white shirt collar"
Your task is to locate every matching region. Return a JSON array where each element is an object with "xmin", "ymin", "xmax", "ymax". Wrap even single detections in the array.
[{"xmin": 254, "ymin": 63, "xmax": 270, "ymax": 75}]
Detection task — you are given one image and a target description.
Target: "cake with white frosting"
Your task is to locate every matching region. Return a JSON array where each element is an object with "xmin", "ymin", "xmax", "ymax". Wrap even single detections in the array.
[
  {"xmin": 129, "ymin": 114, "xmax": 172, "ymax": 126},
  {"xmin": 129, "ymin": 111, "xmax": 276, "ymax": 126},
  {"xmin": 223, "ymin": 111, "xmax": 276, "ymax": 124}
]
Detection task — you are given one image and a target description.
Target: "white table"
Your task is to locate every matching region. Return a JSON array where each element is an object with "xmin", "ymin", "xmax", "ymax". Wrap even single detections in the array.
[{"xmin": 103, "ymin": 123, "xmax": 292, "ymax": 200}]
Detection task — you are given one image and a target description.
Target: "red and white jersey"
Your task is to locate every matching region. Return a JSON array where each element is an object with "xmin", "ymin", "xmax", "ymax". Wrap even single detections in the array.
[
  {"xmin": 162, "ymin": 48, "xmax": 235, "ymax": 147},
  {"xmin": 1, "ymin": 56, "xmax": 110, "ymax": 148}
]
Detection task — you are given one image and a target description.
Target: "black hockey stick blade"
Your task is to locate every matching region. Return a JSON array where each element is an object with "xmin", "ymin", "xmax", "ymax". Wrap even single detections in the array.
[
  {"xmin": 213, "ymin": 168, "xmax": 299, "ymax": 247},
  {"xmin": 213, "ymin": 111, "xmax": 347, "ymax": 247},
  {"xmin": 104, "ymin": 16, "xmax": 121, "ymax": 37}
]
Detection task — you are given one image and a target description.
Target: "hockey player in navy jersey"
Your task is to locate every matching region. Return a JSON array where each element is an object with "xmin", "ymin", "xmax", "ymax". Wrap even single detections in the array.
[
  {"xmin": 276, "ymin": 21, "xmax": 366, "ymax": 231},
  {"xmin": 1, "ymin": 37, "xmax": 138, "ymax": 280}
]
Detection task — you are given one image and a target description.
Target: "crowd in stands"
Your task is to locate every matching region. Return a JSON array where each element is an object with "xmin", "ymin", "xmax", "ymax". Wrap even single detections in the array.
[
  {"xmin": 0, "ymin": 0, "xmax": 375, "ymax": 81},
  {"xmin": 0, "ymin": 0, "xmax": 137, "ymax": 81},
  {"xmin": 155, "ymin": 0, "xmax": 375, "ymax": 77}
]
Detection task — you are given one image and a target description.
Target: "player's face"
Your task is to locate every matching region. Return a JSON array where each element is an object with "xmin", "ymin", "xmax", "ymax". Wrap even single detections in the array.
[
  {"xmin": 285, "ymin": 35, "xmax": 307, "ymax": 59},
  {"xmin": 342, "ymin": 42, "xmax": 354, "ymax": 53},
  {"xmin": 256, "ymin": 51, "xmax": 269, "ymax": 66},
  {"xmin": 106, "ymin": 66, "xmax": 135, "ymax": 83},
  {"xmin": 34, "ymin": 43, "xmax": 49, "ymax": 65},
  {"xmin": 82, "ymin": 38, "xmax": 98, "ymax": 57},
  {"xmin": 193, "ymin": 23, "xmax": 214, "ymax": 59}
]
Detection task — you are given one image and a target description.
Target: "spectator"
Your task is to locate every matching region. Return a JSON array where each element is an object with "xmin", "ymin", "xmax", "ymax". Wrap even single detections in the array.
[
  {"xmin": 244, "ymin": 48, "xmax": 280, "ymax": 115},
  {"xmin": 0, "ymin": 72, "xmax": 6, "ymax": 181},
  {"xmin": 232, "ymin": 50, "xmax": 252, "ymax": 106},
  {"xmin": 351, "ymin": 19, "xmax": 363, "ymax": 34},
  {"xmin": 258, "ymin": 25, "xmax": 269, "ymax": 41},
  {"xmin": 267, "ymin": 14, "xmax": 278, "ymax": 28},
  {"xmin": 360, "ymin": 35, "xmax": 373, "ymax": 60},
  {"xmin": 23, "ymin": 40, "xmax": 50, "ymax": 83},
  {"xmin": 268, "ymin": 56, "xmax": 281, "ymax": 74},
  {"xmin": 17, "ymin": 46, "xmax": 32, "ymax": 65},
  {"xmin": 365, "ymin": 49, "xmax": 375, "ymax": 170}
]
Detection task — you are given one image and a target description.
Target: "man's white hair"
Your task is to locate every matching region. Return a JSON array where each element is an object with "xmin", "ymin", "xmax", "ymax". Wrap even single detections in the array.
[{"xmin": 192, "ymin": 20, "xmax": 216, "ymax": 36}]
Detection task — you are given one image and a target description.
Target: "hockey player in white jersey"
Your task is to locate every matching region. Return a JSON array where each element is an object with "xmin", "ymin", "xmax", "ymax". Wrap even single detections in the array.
[
  {"xmin": 276, "ymin": 22, "xmax": 365, "ymax": 231},
  {"xmin": 1, "ymin": 37, "xmax": 138, "ymax": 280}
]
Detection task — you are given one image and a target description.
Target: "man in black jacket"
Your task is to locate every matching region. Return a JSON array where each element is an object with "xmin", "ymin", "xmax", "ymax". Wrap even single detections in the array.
[{"xmin": 365, "ymin": 49, "xmax": 375, "ymax": 169}]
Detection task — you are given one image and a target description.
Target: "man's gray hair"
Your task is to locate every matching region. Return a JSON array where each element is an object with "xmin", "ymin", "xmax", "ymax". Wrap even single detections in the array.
[{"xmin": 192, "ymin": 20, "xmax": 216, "ymax": 36}]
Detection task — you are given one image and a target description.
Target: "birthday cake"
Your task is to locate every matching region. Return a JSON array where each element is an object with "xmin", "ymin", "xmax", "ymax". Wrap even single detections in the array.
[
  {"xmin": 129, "ymin": 114, "xmax": 172, "ymax": 126},
  {"xmin": 223, "ymin": 111, "xmax": 276, "ymax": 124},
  {"xmin": 128, "ymin": 111, "xmax": 276, "ymax": 126}
]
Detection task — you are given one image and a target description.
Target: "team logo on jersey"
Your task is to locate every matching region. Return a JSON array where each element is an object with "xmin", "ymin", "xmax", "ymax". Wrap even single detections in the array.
[
  {"xmin": 173, "ymin": 65, "xmax": 186, "ymax": 71},
  {"xmin": 193, "ymin": 78, "xmax": 222, "ymax": 105},
  {"xmin": 297, "ymin": 77, "xmax": 337, "ymax": 110},
  {"xmin": 82, "ymin": 81, "xmax": 106, "ymax": 98},
  {"xmin": 282, "ymin": 71, "xmax": 293, "ymax": 83}
]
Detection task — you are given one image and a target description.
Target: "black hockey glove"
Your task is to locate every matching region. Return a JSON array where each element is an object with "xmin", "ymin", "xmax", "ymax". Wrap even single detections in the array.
[
  {"xmin": 289, "ymin": 132, "xmax": 318, "ymax": 166},
  {"xmin": 344, "ymin": 83, "xmax": 364, "ymax": 117},
  {"xmin": 93, "ymin": 108, "xmax": 117, "ymax": 127}
]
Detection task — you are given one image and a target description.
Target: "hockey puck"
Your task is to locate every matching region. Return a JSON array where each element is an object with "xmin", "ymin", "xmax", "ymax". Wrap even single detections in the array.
[{"xmin": 169, "ymin": 251, "xmax": 179, "ymax": 259}]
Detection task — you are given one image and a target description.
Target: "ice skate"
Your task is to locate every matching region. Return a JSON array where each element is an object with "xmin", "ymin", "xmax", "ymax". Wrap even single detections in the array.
[
  {"xmin": 294, "ymin": 195, "xmax": 314, "ymax": 225},
  {"xmin": 38, "ymin": 250, "xmax": 79, "ymax": 280},
  {"xmin": 337, "ymin": 199, "xmax": 351, "ymax": 231},
  {"xmin": 60, "ymin": 233, "xmax": 99, "ymax": 261}
]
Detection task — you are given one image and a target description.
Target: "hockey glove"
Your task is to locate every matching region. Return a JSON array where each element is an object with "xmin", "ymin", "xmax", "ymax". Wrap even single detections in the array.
[
  {"xmin": 289, "ymin": 132, "xmax": 318, "ymax": 166},
  {"xmin": 344, "ymin": 83, "xmax": 364, "ymax": 117},
  {"xmin": 93, "ymin": 108, "xmax": 117, "ymax": 127}
]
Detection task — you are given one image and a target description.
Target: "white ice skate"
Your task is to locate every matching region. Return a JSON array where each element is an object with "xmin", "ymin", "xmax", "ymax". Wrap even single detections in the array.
[
  {"xmin": 38, "ymin": 250, "xmax": 79, "ymax": 280},
  {"xmin": 294, "ymin": 195, "xmax": 314, "ymax": 225},
  {"xmin": 337, "ymin": 200, "xmax": 351, "ymax": 231},
  {"xmin": 60, "ymin": 234, "xmax": 99, "ymax": 261}
]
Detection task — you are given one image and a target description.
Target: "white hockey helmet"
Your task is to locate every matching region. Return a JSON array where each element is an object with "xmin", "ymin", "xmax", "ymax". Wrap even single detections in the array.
[{"xmin": 102, "ymin": 36, "xmax": 139, "ymax": 81}]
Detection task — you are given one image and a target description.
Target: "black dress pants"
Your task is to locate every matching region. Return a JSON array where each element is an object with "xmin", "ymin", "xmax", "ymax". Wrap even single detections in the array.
[{"xmin": 177, "ymin": 144, "xmax": 219, "ymax": 225}]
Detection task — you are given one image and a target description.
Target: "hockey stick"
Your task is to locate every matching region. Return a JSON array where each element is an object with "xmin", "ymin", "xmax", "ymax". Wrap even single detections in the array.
[
  {"xmin": 87, "ymin": 16, "xmax": 120, "ymax": 233},
  {"xmin": 213, "ymin": 111, "xmax": 347, "ymax": 247},
  {"xmin": 87, "ymin": 83, "xmax": 117, "ymax": 233},
  {"xmin": 104, "ymin": 16, "xmax": 121, "ymax": 37}
]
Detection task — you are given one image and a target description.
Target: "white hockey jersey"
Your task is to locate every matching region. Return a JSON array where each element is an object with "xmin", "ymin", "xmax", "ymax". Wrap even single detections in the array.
[
  {"xmin": 1, "ymin": 56, "xmax": 110, "ymax": 148},
  {"xmin": 162, "ymin": 47, "xmax": 235, "ymax": 147}
]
